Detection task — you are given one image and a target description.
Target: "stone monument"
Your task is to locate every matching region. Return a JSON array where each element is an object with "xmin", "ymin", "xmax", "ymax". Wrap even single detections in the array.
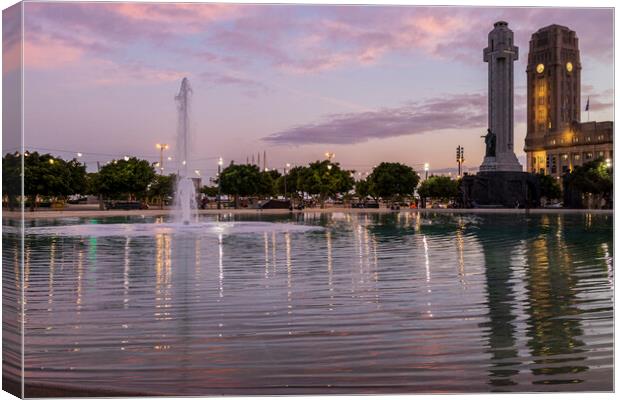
[
  {"xmin": 480, "ymin": 21, "xmax": 522, "ymax": 172},
  {"xmin": 461, "ymin": 21, "xmax": 540, "ymax": 208}
]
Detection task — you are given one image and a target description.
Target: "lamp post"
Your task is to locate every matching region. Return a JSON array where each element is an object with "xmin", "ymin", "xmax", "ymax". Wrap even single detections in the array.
[
  {"xmin": 217, "ymin": 157, "xmax": 223, "ymax": 210},
  {"xmin": 325, "ymin": 152, "xmax": 335, "ymax": 162},
  {"xmin": 424, "ymin": 162, "xmax": 429, "ymax": 180},
  {"xmin": 284, "ymin": 163, "xmax": 291, "ymax": 208},
  {"xmin": 155, "ymin": 143, "xmax": 169, "ymax": 174}
]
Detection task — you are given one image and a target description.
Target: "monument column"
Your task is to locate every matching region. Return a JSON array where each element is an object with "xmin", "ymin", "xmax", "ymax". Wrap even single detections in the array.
[{"xmin": 481, "ymin": 21, "xmax": 522, "ymax": 172}]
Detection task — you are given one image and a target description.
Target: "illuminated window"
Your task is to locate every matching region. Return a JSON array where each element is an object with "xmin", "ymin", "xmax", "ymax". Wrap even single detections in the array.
[{"xmin": 561, "ymin": 154, "xmax": 568, "ymax": 161}]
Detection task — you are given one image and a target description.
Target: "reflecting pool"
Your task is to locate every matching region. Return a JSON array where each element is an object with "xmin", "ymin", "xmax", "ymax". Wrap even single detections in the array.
[{"xmin": 2, "ymin": 212, "xmax": 614, "ymax": 395}]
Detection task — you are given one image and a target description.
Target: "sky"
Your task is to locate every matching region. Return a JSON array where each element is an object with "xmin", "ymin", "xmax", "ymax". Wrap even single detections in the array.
[{"xmin": 2, "ymin": 1, "xmax": 614, "ymax": 177}]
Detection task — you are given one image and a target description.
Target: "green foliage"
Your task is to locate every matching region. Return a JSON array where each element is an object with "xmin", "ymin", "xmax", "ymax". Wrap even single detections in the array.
[
  {"xmin": 367, "ymin": 162, "xmax": 420, "ymax": 200},
  {"xmin": 2, "ymin": 152, "xmax": 21, "ymax": 210},
  {"xmin": 22, "ymin": 152, "xmax": 87, "ymax": 200},
  {"xmin": 536, "ymin": 173, "xmax": 562, "ymax": 200},
  {"xmin": 200, "ymin": 185, "xmax": 219, "ymax": 197},
  {"xmin": 355, "ymin": 178, "xmax": 371, "ymax": 199},
  {"xmin": 298, "ymin": 160, "xmax": 354, "ymax": 204},
  {"xmin": 564, "ymin": 158, "xmax": 613, "ymax": 196},
  {"xmin": 219, "ymin": 163, "xmax": 267, "ymax": 197},
  {"xmin": 417, "ymin": 175, "xmax": 460, "ymax": 200},
  {"xmin": 148, "ymin": 174, "xmax": 175, "ymax": 199},
  {"xmin": 275, "ymin": 166, "xmax": 305, "ymax": 196},
  {"xmin": 93, "ymin": 157, "xmax": 156, "ymax": 200}
]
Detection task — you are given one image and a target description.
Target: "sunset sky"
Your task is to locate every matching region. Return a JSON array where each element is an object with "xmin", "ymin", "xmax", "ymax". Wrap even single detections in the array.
[{"xmin": 2, "ymin": 1, "xmax": 614, "ymax": 177}]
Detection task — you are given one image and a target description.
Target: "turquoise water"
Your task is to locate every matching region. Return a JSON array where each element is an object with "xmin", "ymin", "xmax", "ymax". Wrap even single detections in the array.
[{"xmin": 2, "ymin": 212, "xmax": 614, "ymax": 394}]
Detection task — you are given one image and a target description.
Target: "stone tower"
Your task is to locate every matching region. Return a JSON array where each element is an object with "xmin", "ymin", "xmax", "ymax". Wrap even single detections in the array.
[
  {"xmin": 480, "ymin": 21, "xmax": 522, "ymax": 172},
  {"xmin": 524, "ymin": 25, "xmax": 582, "ymax": 174}
]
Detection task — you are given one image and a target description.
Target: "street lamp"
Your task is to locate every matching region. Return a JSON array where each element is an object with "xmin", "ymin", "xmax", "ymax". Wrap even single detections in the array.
[
  {"xmin": 605, "ymin": 158, "xmax": 612, "ymax": 168},
  {"xmin": 325, "ymin": 152, "xmax": 335, "ymax": 161},
  {"xmin": 424, "ymin": 162, "xmax": 429, "ymax": 180},
  {"xmin": 155, "ymin": 143, "xmax": 169, "ymax": 174},
  {"xmin": 217, "ymin": 157, "xmax": 223, "ymax": 210},
  {"xmin": 284, "ymin": 163, "xmax": 291, "ymax": 207}
]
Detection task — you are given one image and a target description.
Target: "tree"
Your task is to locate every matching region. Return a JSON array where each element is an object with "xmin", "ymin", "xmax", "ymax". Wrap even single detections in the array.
[
  {"xmin": 354, "ymin": 178, "xmax": 371, "ymax": 200},
  {"xmin": 2, "ymin": 152, "xmax": 21, "ymax": 210},
  {"xmin": 563, "ymin": 158, "xmax": 613, "ymax": 208},
  {"xmin": 92, "ymin": 157, "xmax": 156, "ymax": 201},
  {"xmin": 367, "ymin": 162, "xmax": 420, "ymax": 203},
  {"xmin": 275, "ymin": 166, "xmax": 305, "ymax": 198},
  {"xmin": 22, "ymin": 152, "xmax": 87, "ymax": 210},
  {"xmin": 219, "ymin": 163, "xmax": 265, "ymax": 208},
  {"xmin": 536, "ymin": 173, "xmax": 561, "ymax": 201},
  {"xmin": 298, "ymin": 160, "xmax": 354, "ymax": 207},
  {"xmin": 148, "ymin": 174, "xmax": 175, "ymax": 209},
  {"xmin": 200, "ymin": 185, "xmax": 219, "ymax": 197},
  {"xmin": 258, "ymin": 170, "xmax": 277, "ymax": 197},
  {"xmin": 418, "ymin": 176, "xmax": 460, "ymax": 203}
]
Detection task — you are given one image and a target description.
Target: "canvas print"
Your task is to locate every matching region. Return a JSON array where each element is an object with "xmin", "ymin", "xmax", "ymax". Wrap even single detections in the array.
[{"xmin": 2, "ymin": 1, "xmax": 614, "ymax": 397}]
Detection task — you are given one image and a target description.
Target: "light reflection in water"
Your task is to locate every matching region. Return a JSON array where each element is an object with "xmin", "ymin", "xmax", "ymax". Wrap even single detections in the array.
[{"xmin": 4, "ymin": 212, "xmax": 613, "ymax": 395}]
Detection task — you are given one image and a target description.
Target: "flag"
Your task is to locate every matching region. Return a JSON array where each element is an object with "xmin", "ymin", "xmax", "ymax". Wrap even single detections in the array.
[{"xmin": 585, "ymin": 97, "xmax": 590, "ymax": 111}]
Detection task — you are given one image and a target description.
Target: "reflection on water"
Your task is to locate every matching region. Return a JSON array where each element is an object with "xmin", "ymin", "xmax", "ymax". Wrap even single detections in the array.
[{"xmin": 1, "ymin": 212, "xmax": 613, "ymax": 394}]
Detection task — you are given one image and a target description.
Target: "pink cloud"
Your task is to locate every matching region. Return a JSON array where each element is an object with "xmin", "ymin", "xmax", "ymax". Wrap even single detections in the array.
[
  {"xmin": 24, "ymin": 34, "xmax": 83, "ymax": 69},
  {"xmin": 263, "ymin": 92, "xmax": 489, "ymax": 145},
  {"xmin": 91, "ymin": 60, "xmax": 186, "ymax": 86}
]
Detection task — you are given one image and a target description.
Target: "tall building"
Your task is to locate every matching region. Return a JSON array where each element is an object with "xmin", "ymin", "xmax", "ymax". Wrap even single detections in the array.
[
  {"xmin": 524, "ymin": 24, "xmax": 613, "ymax": 177},
  {"xmin": 481, "ymin": 21, "xmax": 522, "ymax": 172}
]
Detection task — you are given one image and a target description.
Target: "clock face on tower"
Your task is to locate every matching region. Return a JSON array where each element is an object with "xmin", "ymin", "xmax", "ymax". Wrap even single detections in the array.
[
  {"xmin": 536, "ymin": 63, "xmax": 545, "ymax": 74},
  {"xmin": 566, "ymin": 62, "xmax": 573, "ymax": 72}
]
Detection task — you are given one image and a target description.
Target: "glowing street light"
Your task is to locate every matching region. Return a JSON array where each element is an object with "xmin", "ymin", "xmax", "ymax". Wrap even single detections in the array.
[
  {"xmin": 217, "ymin": 157, "xmax": 224, "ymax": 210},
  {"xmin": 424, "ymin": 162, "xmax": 430, "ymax": 180},
  {"xmin": 124, "ymin": 156, "xmax": 130, "ymax": 161},
  {"xmin": 284, "ymin": 163, "xmax": 292, "ymax": 207},
  {"xmin": 77, "ymin": 152, "xmax": 82, "ymax": 158},
  {"xmin": 155, "ymin": 143, "xmax": 169, "ymax": 174},
  {"xmin": 325, "ymin": 152, "xmax": 335, "ymax": 161},
  {"xmin": 605, "ymin": 158, "xmax": 612, "ymax": 168}
]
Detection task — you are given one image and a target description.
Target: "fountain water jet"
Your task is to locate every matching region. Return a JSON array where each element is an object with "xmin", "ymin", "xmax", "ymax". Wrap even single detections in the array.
[{"xmin": 174, "ymin": 77, "xmax": 197, "ymax": 225}]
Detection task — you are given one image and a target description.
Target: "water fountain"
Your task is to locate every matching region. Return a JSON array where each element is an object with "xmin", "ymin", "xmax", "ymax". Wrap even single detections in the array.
[
  {"xmin": 20, "ymin": 77, "xmax": 321, "ymax": 238},
  {"xmin": 174, "ymin": 77, "xmax": 197, "ymax": 225}
]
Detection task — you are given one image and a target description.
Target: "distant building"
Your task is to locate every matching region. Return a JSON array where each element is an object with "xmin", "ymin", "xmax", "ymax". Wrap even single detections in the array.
[{"xmin": 524, "ymin": 24, "xmax": 613, "ymax": 177}]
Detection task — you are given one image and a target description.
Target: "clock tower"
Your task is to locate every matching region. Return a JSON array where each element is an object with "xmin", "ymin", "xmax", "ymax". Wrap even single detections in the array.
[{"xmin": 524, "ymin": 25, "xmax": 581, "ymax": 173}]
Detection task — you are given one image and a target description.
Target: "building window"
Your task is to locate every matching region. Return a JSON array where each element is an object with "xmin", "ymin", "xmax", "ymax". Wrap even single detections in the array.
[
  {"xmin": 561, "ymin": 154, "xmax": 568, "ymax": 161},
  {"xmin": 585, "ymin": 152, "xmax": 593, "ymax": 160},
  {"xmin": 586, "ymin": 136, "xmax": 591, "ymax": 142},
  {"xmin": 573, "ymin": 154, "xmax": 580, "ymax": 161},
  {"xmin": 598, "ymin": 151, "xmax": 605, "ymax": 158}
]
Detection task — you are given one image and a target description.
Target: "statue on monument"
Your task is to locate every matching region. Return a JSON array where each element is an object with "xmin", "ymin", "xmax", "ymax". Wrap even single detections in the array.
[{"xmin": 481, "ymin": 128, "xmax": 496, "ymax": 157}]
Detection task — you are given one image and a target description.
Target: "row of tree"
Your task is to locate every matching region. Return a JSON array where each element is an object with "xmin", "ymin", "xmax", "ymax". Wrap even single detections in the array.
[{"xmin": 2, "ymin": 152, "xmax": 612, "ymax": 210}]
